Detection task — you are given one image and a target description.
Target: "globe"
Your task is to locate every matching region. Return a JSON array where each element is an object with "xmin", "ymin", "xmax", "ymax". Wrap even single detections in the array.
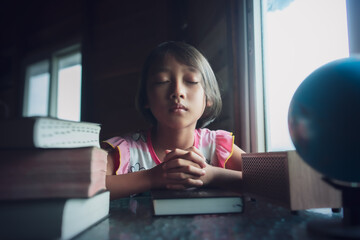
[{"xmin": 288, "ymin": 57, "xmax": 360, "ymax": 183}]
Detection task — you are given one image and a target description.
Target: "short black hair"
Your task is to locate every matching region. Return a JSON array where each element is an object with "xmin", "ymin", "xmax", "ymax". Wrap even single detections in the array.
[{"xmin": 136, "ymin": 41, "xmax": 222, "ymax": 128}]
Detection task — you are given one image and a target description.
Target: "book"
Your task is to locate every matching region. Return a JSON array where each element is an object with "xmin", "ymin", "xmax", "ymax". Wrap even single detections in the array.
[
  {"xmin": 0, "ymin": 147, "xmax": 107, "ymax": 200},
  {"xmin": 0, "ymin": 117, "xmax": 101, "ymax": 149},
  {"xmin": 0, "ymin": 191, "xmax": 110, "ymax": 240},
  {"xmin": 151, "ymin": 188, "xmax": 244, "ymax": 216}
]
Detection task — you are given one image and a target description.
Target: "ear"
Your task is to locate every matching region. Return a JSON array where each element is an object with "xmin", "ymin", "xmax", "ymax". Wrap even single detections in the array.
[{"xmin": 206, "ymin": 99, "xmax": 213, "ymax": 107}]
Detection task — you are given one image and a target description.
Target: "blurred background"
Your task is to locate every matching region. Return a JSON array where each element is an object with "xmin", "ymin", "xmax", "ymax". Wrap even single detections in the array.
[
  {"xmin": 0, "ymin": 0, "xmax": 359, "ymax": 152},
  {"xmin": 0, "ymin": 0, "xmax": 236, "ymax": 140}
]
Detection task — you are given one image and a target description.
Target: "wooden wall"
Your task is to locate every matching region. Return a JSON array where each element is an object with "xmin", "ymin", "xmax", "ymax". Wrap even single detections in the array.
[
  {"xmin": 0, "ymin": 0, "xmax": 238, "ymax": 143},
  {"xmin": 0, "ymin": 0, "xmax": 84, "ymax": 119},
  {"xmin": 82, "ymin": 0, "xmax": 175, "ymax": 140}
]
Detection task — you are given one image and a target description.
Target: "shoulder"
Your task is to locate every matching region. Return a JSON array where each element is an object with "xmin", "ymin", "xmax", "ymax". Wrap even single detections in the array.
[
  {"xmin": 196, "ymin": 128, "xmax": 234, "ymax": 168},
  {"xmin": 101, "ymin": 130, "xmax": 148, "ymax": 150},
  {"xmin": 196, "ymin": 128, "xmax": 233, "ymax": 144},
  {"xmin": 100, "ymin": 130, "xmax": 151, "ymax": 175}
]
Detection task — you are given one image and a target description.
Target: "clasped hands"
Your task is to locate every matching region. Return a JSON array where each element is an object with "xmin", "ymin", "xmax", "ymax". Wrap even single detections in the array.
[{"xmin": 150, "ymin": 146, "xmax": 213, "ymax": 190}]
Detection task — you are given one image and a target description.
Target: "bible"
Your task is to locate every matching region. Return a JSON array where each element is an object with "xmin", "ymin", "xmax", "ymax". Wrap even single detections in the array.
[{"xmin": 151, "ymin": 188, "xmax": 243, "ymax": 216}]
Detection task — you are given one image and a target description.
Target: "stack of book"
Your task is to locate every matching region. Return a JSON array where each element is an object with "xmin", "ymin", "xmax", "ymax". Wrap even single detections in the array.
[{"xmin": 0, "ymin": 117, "xmax": 110, "ymax": 240}]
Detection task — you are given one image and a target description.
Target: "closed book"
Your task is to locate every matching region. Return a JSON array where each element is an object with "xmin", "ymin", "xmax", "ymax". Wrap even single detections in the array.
[
  {"xmin": 151, "ymin": 188, "xmax": 244, "ymax": 216},
  {"xmin": 0, "ymin": 117, "xmax": 101, "ymax": 149},
  {"xmin": 0, "ymin": 147, "xmax": 107, "ymax": 200},
  {"xmin": 0, "ymin": 191, "xmax": 110, "ymax": 240}
]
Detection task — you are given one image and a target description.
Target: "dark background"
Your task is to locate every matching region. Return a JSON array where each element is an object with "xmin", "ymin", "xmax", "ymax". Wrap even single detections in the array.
[{"xmin": 0, "ymin": 0, "xmax": 244, "ymax": 147}]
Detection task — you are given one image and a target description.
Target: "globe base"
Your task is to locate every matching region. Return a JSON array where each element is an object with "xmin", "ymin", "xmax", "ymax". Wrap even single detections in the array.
[
  {"xmin": 308, "ymin": 178, "xmax": 360, "ymax": 239},
  {"xmin": 307, "ymin": 219, "xmax": 360, "ymax": 239}
]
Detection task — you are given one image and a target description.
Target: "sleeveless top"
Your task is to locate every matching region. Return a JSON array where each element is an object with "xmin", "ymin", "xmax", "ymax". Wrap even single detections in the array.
[{"xmin": 101, "ymin": 128, "xmax": 234, "ymax": 175}]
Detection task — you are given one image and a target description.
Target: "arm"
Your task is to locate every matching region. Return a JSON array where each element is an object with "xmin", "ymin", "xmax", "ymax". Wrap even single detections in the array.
[
  {"xmin": 163, "ymin": 145, "xmax": 245, "ymax": 192},
  {"xmin": 105, "ymin": 150, "xmax": 206, "ymax": 199},
  {"xmin": 105, "ymin": 150, "xmax": 151, "ymax": 199},
  {"xmin": 106, "ymin": 170, "xmax": 153, "ymax": 200},
  {"xmin": 225, "ymin": 144, "xmax": 244, "ymax": 171},
  {"xmin": 202, "ymin": 144, "xmax": 244, "ymax": 191}
]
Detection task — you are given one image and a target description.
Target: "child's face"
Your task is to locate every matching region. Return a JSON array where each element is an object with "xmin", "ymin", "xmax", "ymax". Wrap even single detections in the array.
[{"xmin": 146, "ymin": 54, "xmax": 209, "ymax": 130}]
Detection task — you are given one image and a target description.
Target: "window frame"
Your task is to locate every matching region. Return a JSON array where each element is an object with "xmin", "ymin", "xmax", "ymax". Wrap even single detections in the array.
[{"xmin": 237, "ymin": 0, "xmax": 360, "ymax": 153}]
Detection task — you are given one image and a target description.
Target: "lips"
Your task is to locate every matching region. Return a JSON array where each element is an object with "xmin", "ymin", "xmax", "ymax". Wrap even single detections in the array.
[{"xmin": 169, "ymin": 103, "xmax": 187, "ymax": 112}]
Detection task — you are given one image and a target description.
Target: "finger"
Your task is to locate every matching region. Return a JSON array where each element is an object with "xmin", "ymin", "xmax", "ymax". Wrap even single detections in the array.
[
  {"xmin": 163, "ymin": 158, "xmax": 203, "ymax": 171},
  {"xmin": 186, "ymin": 146, "xmax": 207, "ymax": 168},
  {"xmin": 180, "ymin": 150, "xmax": 207, "ymax": 168},
  {"xmin": 164, "ymin": 173, "xmax": 204, "ymax": 187},
  {"xmin": 165, "ymin": 172, "xmax": 203, "ymax": 181},
  {"xmin": 164, "ymin": 148, "xmax": 206, "ymax": 168},
  {"xmin": 163, "ymin": 148, "xmax": 187, "ymax": 162},
  {"xmin": 165, "ymin": 165, "xmax": 206, "ymax": 177},
  {"xmin": 166, "ymin": 179, "xmax": 203, "ymax": 189}
]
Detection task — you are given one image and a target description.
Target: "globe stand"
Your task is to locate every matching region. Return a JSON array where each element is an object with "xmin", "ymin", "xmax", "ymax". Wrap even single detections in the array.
[{"xmin": 307, "ymin": 178, "xmax": 360, "ymax": 239}]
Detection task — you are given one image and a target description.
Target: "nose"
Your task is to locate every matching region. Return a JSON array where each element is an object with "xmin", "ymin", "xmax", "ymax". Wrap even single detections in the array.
[{"xmin": 170, "ymin": 80, "xmax": 185, "ymax": 100}]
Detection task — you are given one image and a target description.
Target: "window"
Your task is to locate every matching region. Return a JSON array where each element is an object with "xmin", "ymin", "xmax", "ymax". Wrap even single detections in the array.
[
  {"xmin": 23, "ymin": 45, "xmax": 82, "ymax": 121},
  {"xmin": 245, "ymin": 0, "xmax": 354, "ymax": 152},
  {"xmin": 262, "ymin": 0, "xmax": 349, "ymax": 151},
  {"xmin": 23, "ymin": 61, "xmax": 50, "ymax": 117}
]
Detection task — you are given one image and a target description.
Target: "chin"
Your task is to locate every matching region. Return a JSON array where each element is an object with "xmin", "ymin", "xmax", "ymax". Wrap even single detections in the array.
[{"xmin": 163, "ymin": 121, "xmax": 196, "ymax": 130}]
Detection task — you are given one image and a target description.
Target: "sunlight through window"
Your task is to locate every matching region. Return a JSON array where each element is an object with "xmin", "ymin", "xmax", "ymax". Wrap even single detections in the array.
[
  {"xmin": 262, "ymin": 0, "xmax": 349, "ymax": 151},
  {"xmin": 57, "ymin": 52, "xmax": 82, "ymax": 122}
]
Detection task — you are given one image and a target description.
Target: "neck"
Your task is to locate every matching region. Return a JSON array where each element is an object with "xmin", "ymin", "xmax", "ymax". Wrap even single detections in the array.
[{"xmin": 151, "ymin": 125, "xmax": 196, "ymax": 158}]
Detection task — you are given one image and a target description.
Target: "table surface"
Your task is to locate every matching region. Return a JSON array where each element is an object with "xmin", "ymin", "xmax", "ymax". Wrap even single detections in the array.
[{"xmin": 73, "ymin": 193, "xmax": 345, "ymax": 240}]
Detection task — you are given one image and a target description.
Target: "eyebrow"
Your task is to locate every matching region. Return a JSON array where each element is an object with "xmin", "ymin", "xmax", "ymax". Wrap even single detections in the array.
[{"xmin": 150, "ymin": 66, "xmax": 199, "ymax": 75}]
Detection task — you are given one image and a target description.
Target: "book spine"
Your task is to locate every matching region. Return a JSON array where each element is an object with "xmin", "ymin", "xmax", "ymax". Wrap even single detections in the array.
[
  {"xmin": 0, "ymin": 147, "xmax": 107, "ymax": 174},
  {"xmin": 0, "ymin": 170, "xmax": 105, "ymax": 183},
  {"xmin": 0, "ymin": 182, "xmax": 106, "ymax": 200}
]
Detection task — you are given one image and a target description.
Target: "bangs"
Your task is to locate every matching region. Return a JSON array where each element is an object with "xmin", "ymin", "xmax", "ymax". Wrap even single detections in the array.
[{"xmin": 149, "ymin": 47, "xmax": 201, "ymax": 73}]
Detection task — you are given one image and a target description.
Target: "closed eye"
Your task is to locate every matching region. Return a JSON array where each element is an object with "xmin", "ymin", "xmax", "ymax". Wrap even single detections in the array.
[
  {"xmin": 154, "ymin": 80, "xmax": 170, "ymax": 85},
  {"xmin": 186, "ymin": 81, "xmax": 199, "ymax": 85},
  {"xmin": 184, "ymin": 72, "xmax": 201, "ymax": 85}
]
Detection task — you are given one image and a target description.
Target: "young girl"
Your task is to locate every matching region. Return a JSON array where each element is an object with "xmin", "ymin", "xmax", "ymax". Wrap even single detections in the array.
[{"xmin": 102, "ymin": 41, "xmax": 245, "ymax": 200}]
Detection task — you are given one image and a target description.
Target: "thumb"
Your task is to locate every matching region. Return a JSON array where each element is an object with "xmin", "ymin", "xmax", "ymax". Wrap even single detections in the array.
[{"xmin": 163, "ymin": 149, "xmax": 172, "ymax": 162}]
